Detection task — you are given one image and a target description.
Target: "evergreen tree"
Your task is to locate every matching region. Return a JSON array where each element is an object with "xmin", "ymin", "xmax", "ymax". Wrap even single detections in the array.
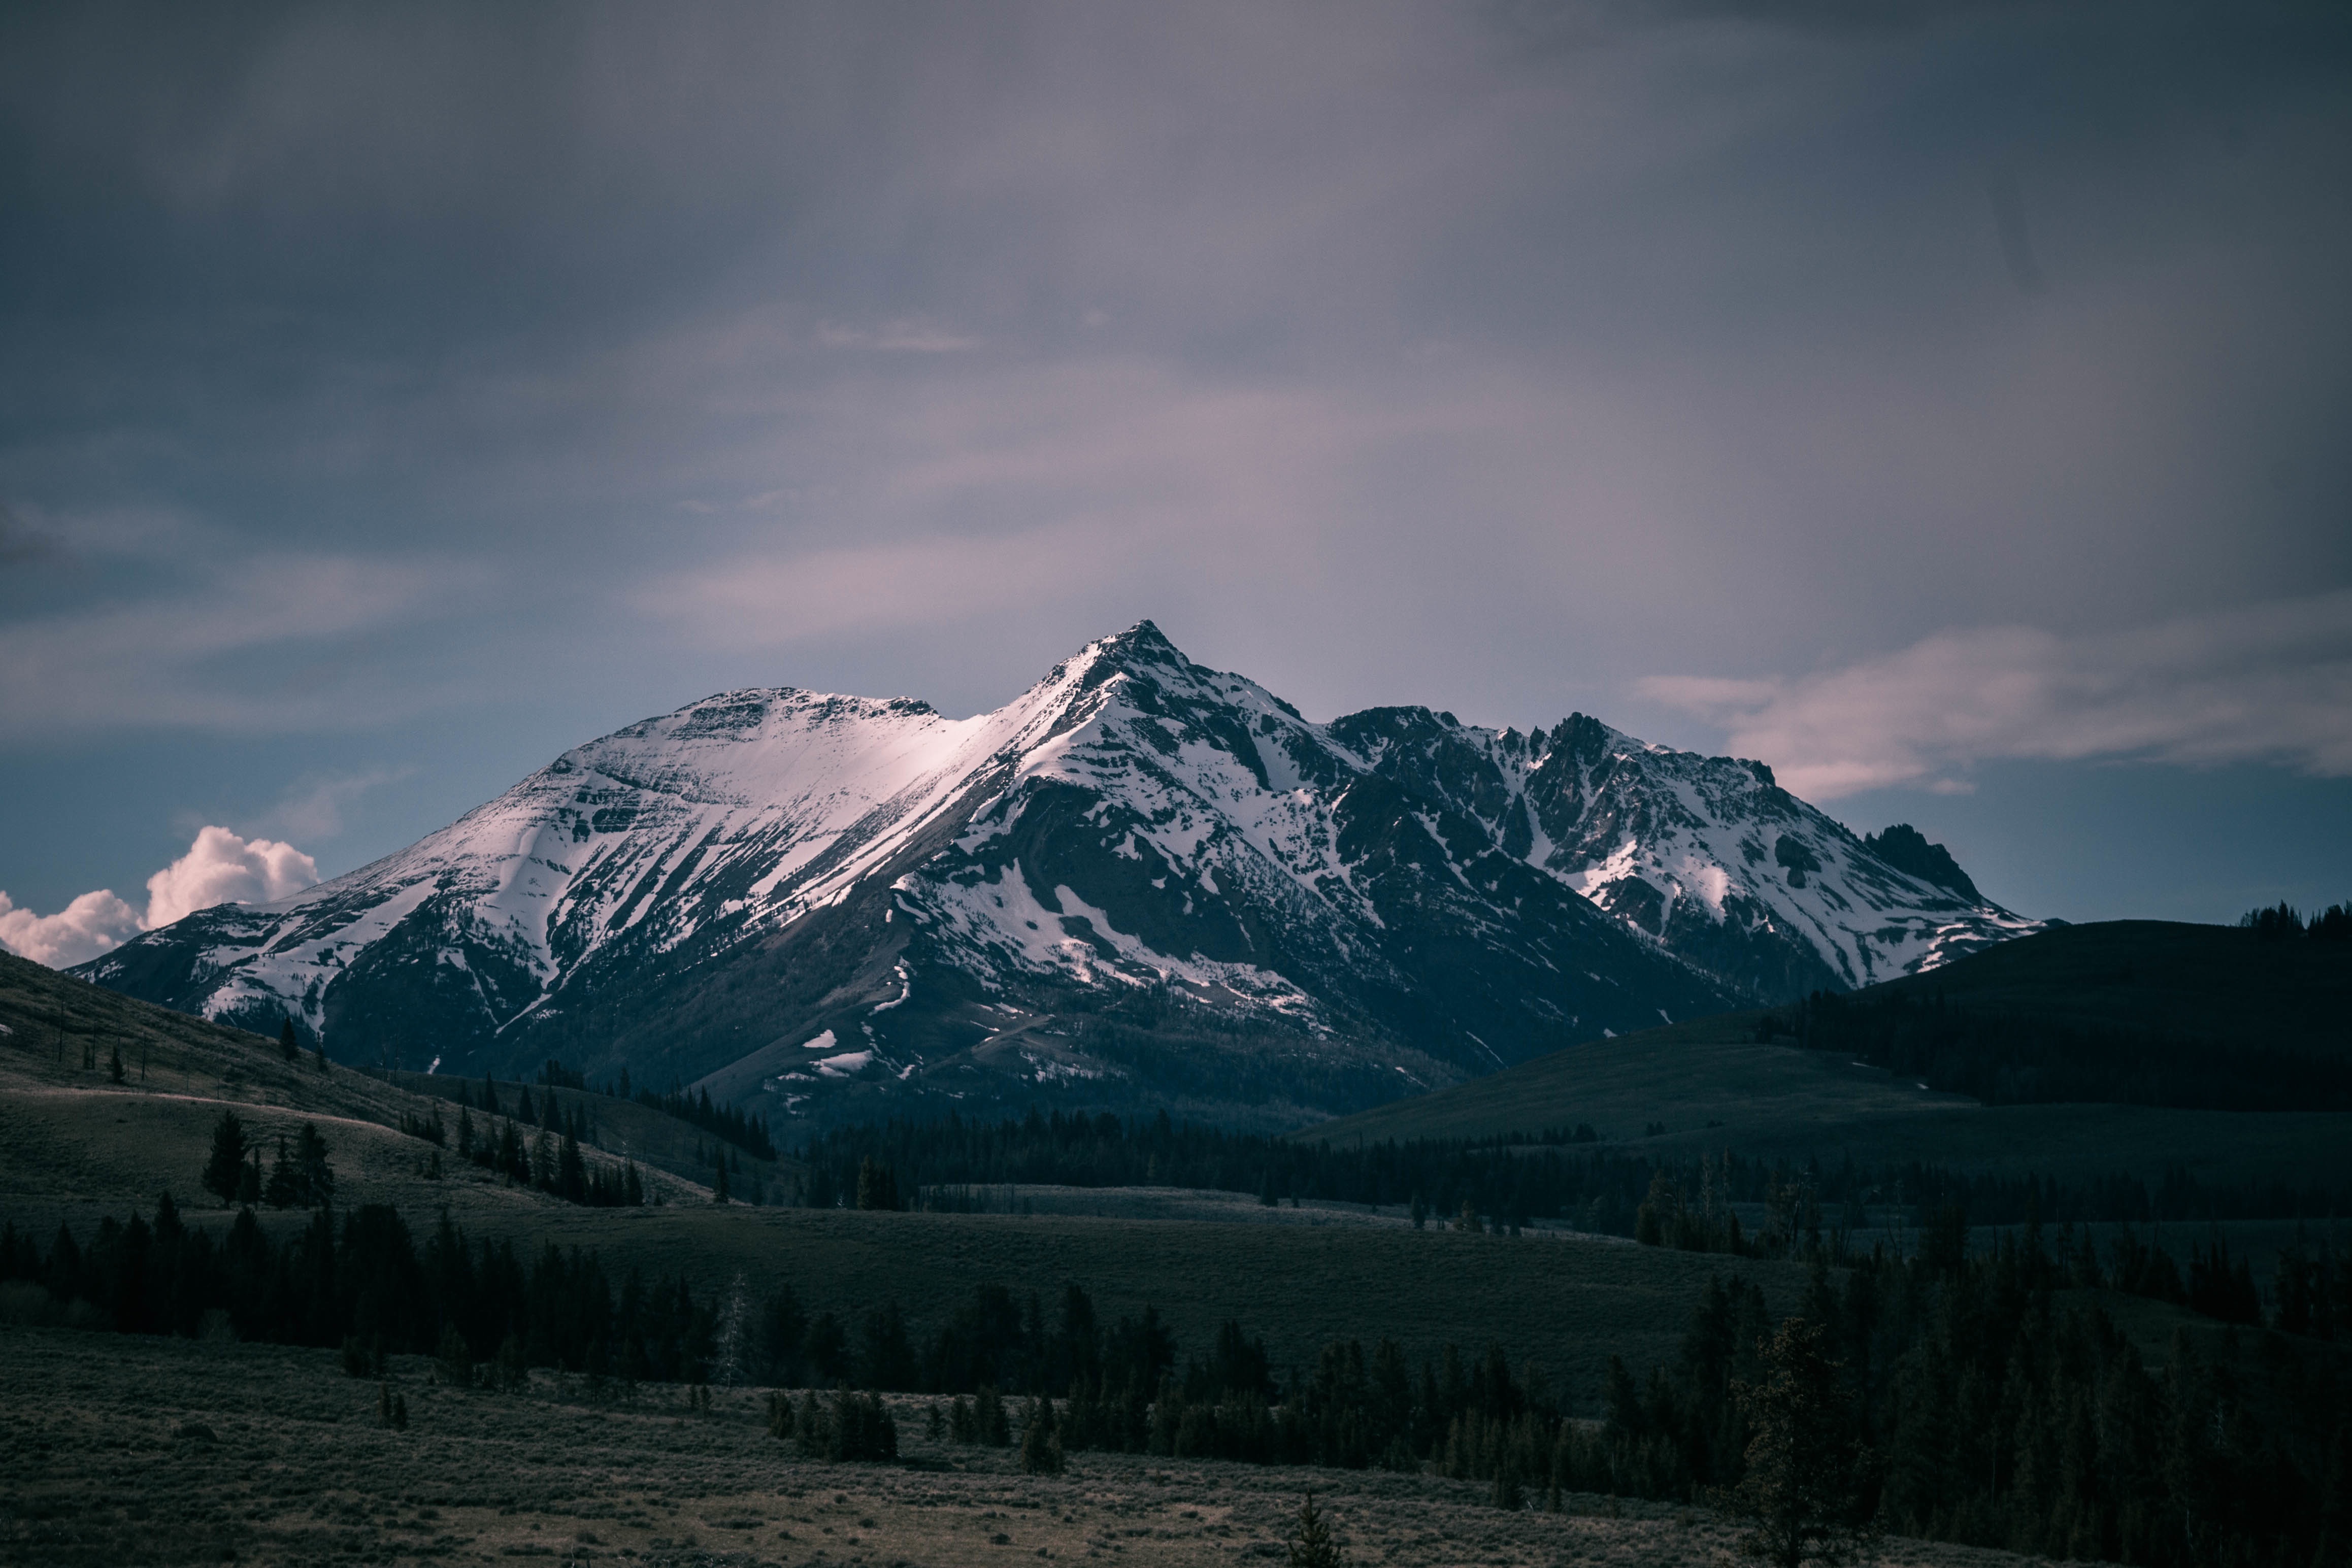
[
  {"xmin": 436, "ymin": 1324, "xmax": 473, "ymax": 1388},
  {"xmin": 263, "ymin": 1136, "xmax": 300, "ymax": 1209},
  {"xmin": 107, "ymin": 1043, "xmax": 125, "ymax": 1084},
  {"xmin": 280, "ymin": 1019, "xmax": 299, "ymax": 1063},
  {"xmin": 1018, "ymin": 1396, "xmax": 1065, "ymax": 1474},
  {"xmin": 201, "ymin": 1110, "xmax": 248, "ymax": 1204},
  {"xmin": 713, "ymin": 1159, "xmax": 730, "ymax": 1205},
  {"xmin": 236, "ymin": 1150, "xmax": 260, "ymax": 1206},
  {"xmin": 294, "ymin": 1123, "xmax": 335, "ymax": 1209},
  {"xmin": 794, "ymin": 1390, "xmax": 829, "ymax": 1458},
  {"xmin": 976, "ymin": 1384, "xmax": 1011, "ymax": 1446},
  {"xmin": 855, "ymin": 1156, "xmax": 900, "ymax": 1211},
  {"xmin": 1285, "ymin": 1493, "xmax": 1350, "ymax": 1568},
  {"xmin": 1728, "ymin": 1320, "xmax": 1875, "ymax": 1568},
  {"xmin": 557, "ymin": 1127, "xmax": 586, "ymax": 1204},
  {"xmin": 313, "ymin": 1038, "xmax": 328, "ymax": 1072}
]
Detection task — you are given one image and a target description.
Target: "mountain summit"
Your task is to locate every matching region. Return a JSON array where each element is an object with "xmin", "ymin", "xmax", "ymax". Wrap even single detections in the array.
[{"xmin": 79, "ymin": 624, "xmax": 2034, "ymax": 1126}]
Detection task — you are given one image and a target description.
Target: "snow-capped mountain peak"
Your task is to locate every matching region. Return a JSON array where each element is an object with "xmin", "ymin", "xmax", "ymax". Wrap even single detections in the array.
[{"xmin": 79, "ymin": 623, "xmax": 2035, "ymax": 1125}]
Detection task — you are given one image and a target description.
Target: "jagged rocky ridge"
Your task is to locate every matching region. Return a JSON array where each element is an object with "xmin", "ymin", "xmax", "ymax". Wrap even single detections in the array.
[{"xmin": 78, "ymin": 623, "xmax": 2034, "ymax": 1127}]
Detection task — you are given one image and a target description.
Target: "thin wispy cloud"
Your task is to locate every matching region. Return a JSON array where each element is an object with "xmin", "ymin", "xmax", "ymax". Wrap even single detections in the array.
[
  {"xmin": 1641, "ymin": 591, "xmax": 2352, "ymax": 800},
  {"xmin": 0, "ymin": 549, "xmax": 481, "ymax": 739}
]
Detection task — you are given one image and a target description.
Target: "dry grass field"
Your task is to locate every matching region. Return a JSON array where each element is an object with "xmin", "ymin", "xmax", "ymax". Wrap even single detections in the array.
[{"xmin": 0, "ymin": 1324, "xmax": 2056, "ymax": 1568}]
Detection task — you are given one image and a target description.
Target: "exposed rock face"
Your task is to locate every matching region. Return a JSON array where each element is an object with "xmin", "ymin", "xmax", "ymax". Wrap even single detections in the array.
[{"xmin": 77, "ymin": 624, "xmax": 2033, "ymax": 1126}]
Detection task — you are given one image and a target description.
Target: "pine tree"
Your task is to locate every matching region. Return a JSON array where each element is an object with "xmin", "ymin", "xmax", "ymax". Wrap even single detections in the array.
[
  {"xmin": 201, "ymin": 1110, "xmax": 248, "ymax": 1204},
  {"xmin": 280, "ymin": 1019, "xmax": 299, "ymax": 1063},
  {"xmin": 436, "ymin": 1325, "xmax": 473, "ymax": 1388},
  {"xmin": 1018, "ymin": 1396, "xmax": 1065, "ymax": 1474},
  {"xmin": 855, "ymin": 1156, "xmax": 900, "ymax": 1211},
  {"xmin": 236, "ymin": 1150, "xmax": 260, "ymax": 1206},
  {"xmin": 713, "ymin": 1159, "xmax": 731, "ymax": 1205},
  {"xmin": 1728, "ymin": 1320, "xmax": 1876, "ymax": 1568},
  {"xmin": 1286, "ymin": 1493, "xmax": 1350, "ymax": 1568},
  {"xmin": 313, "ymin": 1038, "xmax": 328, "ymax": 1072},
  {"xmin": 106, "ymin": 1043, "xmax": 125, "ymax": 1084},
  {"xmin": 794, "ymin": 1389, "xmax": 829, "ymax": 1458},
  {"xmin": 294, "ymin": 1123, "xmax": 335, "ymax": 1209},
  {"xmin": 977, "ymin": 1384, "xmax": 1011, "ymax": 1446},
  {"xmin": 558, "ymin": 1127, "xmax": 586, "ymax": 1204},
  {"xmin": 264, "ymin": 1137, "xmax": 299, "ymax": 1208}
]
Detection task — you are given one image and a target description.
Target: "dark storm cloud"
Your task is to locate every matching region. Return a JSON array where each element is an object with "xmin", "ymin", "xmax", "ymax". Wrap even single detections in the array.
[{"xmin": 0, "ymin": 0, "xmax": 2347, "ymax": 918}]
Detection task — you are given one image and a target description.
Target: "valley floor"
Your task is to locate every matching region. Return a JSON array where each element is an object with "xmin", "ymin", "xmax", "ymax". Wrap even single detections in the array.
[{"xmin": 0, "ymin": 1325, "xmax": 2059, "ymax": 1568}]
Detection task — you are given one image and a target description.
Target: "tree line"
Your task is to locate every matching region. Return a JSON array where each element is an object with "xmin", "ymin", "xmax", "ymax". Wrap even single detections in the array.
[
  {"xmin": 8, "ymin": 1193, "xmax": 2349, "ymax": 1564},
  {"xmin": 2241, "ymin": 900, "xmax": 2352, "ymax": 942},
  {"xmin": 798, "ymin": 1109, "xmax": 2352, "ymax": 1236},
  {"xmin": 1767, "ymin": 987, "xmax": 2352, "ymax": 1112}
]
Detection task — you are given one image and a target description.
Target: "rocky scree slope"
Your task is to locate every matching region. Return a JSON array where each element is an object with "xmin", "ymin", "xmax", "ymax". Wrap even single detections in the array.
[{"xmin": 77, "ymin": 624, "xmax": 2032, "ymax": 1126}]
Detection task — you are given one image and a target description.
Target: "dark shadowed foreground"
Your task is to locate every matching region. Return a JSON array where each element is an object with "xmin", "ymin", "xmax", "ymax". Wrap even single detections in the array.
[{"xmin": 0, "ymin": 1326, "xmax": 2044, "ymax": 1568}]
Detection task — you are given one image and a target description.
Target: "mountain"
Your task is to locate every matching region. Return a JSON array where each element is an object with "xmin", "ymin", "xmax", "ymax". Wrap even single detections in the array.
[{"xmin": 76, "ymin": 623, "xmax": 2033, "ymax": 1127}]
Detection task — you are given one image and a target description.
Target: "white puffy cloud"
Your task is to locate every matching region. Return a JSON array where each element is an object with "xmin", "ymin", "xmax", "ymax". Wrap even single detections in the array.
[
  {"xmin": 0, "ymin": 889, "xmax": 144, "ymax": 969},
  {"xmin": 0, "ymin": 826, "xmax": 320, "ymax": 970},
  {"xmin": 1640, "ymin": 591, "xmax": 2352, "ymax": 801},
  {"xmin": 142, "ymin": 826, "xmax": 320, "ymax": 928}
]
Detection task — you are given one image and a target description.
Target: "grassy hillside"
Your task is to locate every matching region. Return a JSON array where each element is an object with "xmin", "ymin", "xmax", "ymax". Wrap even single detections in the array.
[
  {"xmin": 1860, "ymin": 918, "xmax": 2352, "ymax": 1053},
  {"xmin": 1306, "ymin": 922, "xmax": 2352, "ymax": 1187},
  {"xmin": 0, "ymin": 951, "xmax": 714, "ymax": 1217}
]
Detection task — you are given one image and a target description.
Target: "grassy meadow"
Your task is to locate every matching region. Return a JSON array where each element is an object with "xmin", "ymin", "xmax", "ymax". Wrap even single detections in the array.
[{"xmin": 0, "ymin": 1323, "xmax": 2050, "ymax": 1568}]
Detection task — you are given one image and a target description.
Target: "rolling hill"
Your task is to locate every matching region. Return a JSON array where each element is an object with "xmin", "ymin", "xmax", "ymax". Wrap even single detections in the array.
[{"xmin": 1306, "ymin": 920, "xmax": 2352, "ymax": 1187}]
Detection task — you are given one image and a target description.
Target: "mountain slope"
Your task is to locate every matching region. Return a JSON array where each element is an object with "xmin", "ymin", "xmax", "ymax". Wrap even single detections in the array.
[
  {"xmin": 77, "ymin": 623, "xmax": 2032, "ymax": 1126},
  {"xmin": 1304, "ymin": 920, "xmax": 2352, "ymax": 1188}
]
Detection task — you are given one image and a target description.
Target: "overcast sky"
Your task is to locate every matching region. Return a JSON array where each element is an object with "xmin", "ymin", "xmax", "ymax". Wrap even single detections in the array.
[{"xmin": 3, "ymin": 0, "xmax": 2349, "ymax": 962}]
